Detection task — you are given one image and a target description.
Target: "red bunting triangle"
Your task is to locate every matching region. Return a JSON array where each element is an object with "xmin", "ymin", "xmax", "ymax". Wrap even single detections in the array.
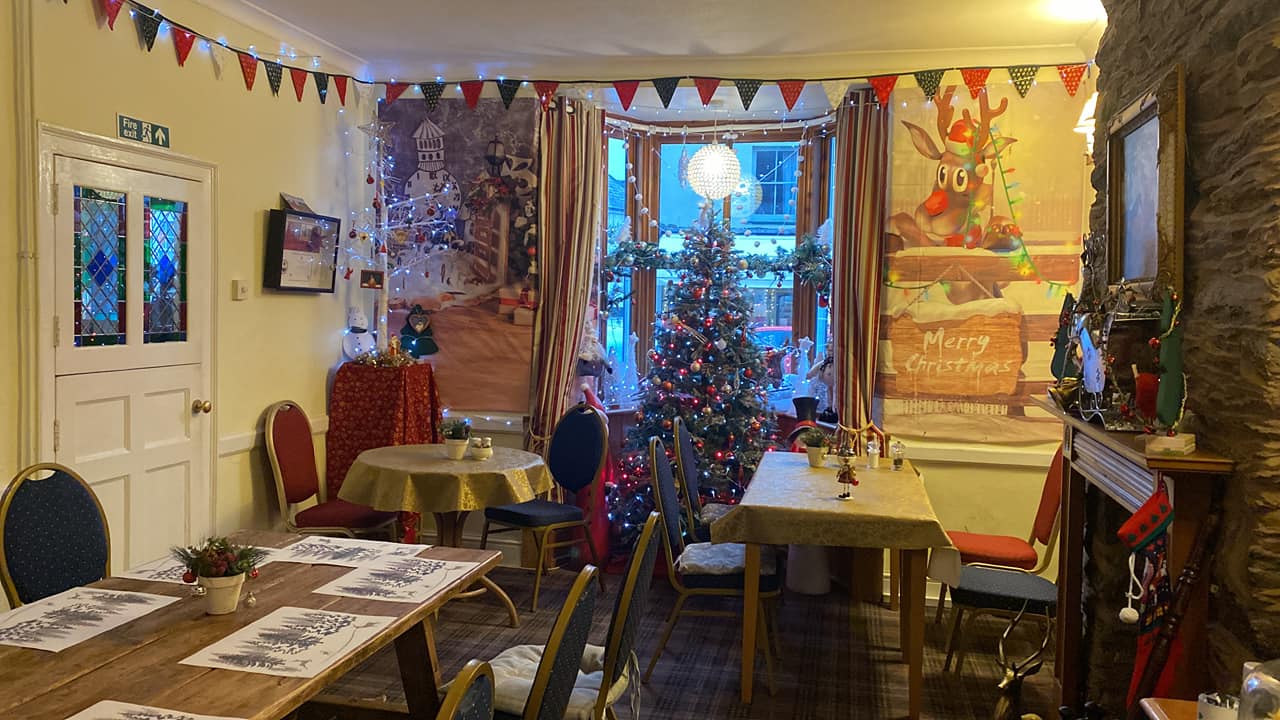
[
  {"xmin": 460, "ymin": 80, "xmax": 485, "ymax": 109},
  {"xmin": 868, "ymin": 75, "xmax": 898, "ymax": 106},
  {"xmin": 333, "ymin": 76, "xmax": 348, "ymax": 106},
  {"xmin": 101, "ymin": 0, "xmax": 125, "ymax": 30},
  {"xmin": 384, "ymin": 82, "xmax": 410, "ymax": 106},
  {"xmin": 1058, "ymin": 63, "xmax": 1088, "ymax": 97},
  {"xmin": 961, "ymin": 68, "xmax": 991, "ymax": 98},
  {"xmin": 533, "ymin": 81, "xmax": 559, "ymax": 110},
  {"xmin": 777, "ymin": 80, "xmax": 806, "ymax": 111},
  {"xmin": 694, "ymin": 77, "xmax": 720, "ymax": 106},
  {"xmin": 613, "ymin": 80, "xmax": 640, "ymax": 111},
  {"xmin": 290, "ymin": 67, "xmax": 308, "ymax": 102},
  {"xmin": 237, "ymin": 52, "xmax": 257, "ymax": 92},
  {"xmin": 172, "ymin": 28, "xmax": 196, "ymax": 67}
]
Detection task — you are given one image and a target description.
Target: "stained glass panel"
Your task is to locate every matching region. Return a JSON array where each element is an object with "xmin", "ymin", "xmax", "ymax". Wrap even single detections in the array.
[
  {"xmin": 73, "ymin": 186, "xmax": 127, "ymax": 347},
  {"xmin": 143, "ymin": 196, "xmax": 188, "ymax": 343}
]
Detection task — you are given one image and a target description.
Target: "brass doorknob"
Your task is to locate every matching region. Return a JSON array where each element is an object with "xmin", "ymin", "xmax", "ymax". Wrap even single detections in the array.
[{"xmin": 192, "ymin": 399, "xmax": 212, "ymax": 414}]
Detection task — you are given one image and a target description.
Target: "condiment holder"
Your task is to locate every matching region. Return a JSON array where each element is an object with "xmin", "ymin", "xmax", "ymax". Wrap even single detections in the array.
[{"xmin": 470, "ymin": 436, "xmax": 494, "ymax": 460}]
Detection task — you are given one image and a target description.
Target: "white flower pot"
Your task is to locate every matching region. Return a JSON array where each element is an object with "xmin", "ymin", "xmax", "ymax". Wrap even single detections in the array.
[
  {"xmin": 444, "ymin": 438, "xmax": 469, "ymax": 460},
  {"xmin": 806, "ymin": 446, "xmax": 827, "ymax": 468},
  {"xmin": 199, "ymin": 573, "xmax": 245, "ymax": 615}
]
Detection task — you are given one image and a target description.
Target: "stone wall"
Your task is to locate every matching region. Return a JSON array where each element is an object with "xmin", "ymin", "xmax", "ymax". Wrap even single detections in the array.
[{"xmin": 1088, "ymin": 0, "xmax": 1280, "ymax": 697}]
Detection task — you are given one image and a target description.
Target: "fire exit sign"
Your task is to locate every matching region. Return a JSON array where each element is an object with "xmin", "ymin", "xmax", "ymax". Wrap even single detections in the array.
[{"xmin": 117, "ymin": 114, "xmax": 170, "ymax": 148}]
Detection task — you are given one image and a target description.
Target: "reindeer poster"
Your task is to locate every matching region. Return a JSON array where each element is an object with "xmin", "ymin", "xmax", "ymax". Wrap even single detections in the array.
[
  {"xmin": 375, "ymin": 98, "xmax": 539, "ymax": 413},
  {"xmin": 881, "ymin": 79, "xmax": 1093, "ymax": 443}
]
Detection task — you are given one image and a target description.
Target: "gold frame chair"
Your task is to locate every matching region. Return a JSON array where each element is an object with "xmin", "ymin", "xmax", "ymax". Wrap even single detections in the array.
[
  {"xmin": 591, "ymin": 511, "xmax": 662, "ymax": 719},
  {"xmin": 437, "ymin": 659, "xmax": 496, "ymax": 720},
  {"xmin": 0, "ymin": 463, "xmax": 111, "ymax": 607},
  {"xmin": 518, "ymin": 565, "xmax": 601, "ymax": 720}
]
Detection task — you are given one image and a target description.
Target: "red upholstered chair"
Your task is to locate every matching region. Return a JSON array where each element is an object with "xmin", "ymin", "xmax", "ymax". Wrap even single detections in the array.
[
  {"xmin": 935, "ymin": 445, "xmax": 1063, "ymax": 622},
  {"xmin": 265, "ymin": 401, "xmax": 398, "ymax": 540}
]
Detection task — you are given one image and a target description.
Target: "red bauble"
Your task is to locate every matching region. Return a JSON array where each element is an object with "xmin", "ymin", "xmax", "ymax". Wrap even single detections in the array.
[
  {"xmin": 348, "ymin": 229, "xmax": 357, "ymax": 239},
  {"xmin": 662, "ymin": 419, "xmax": 673, "ymax": 430},
  {"xmin": 634, "ymin": 411, "xmax": 644, "ymax": 422},
  {"xmin": 366, "ymin": 174, "xmax": 374, "ymax": 184},
  {"xmin": 527, "ymin": 246, "xmax": 537, "ymax": 256},
  {"xmin": 182, "ymin": 571, "xmax": 195, "ymax": 584},
  {"xmin": 744, "ymin": 369, "xmax": 753, "ymax": 378},
  {"xmin": 818, "ymin": 295, "xmax": 829, "ymax": 308},
  {"xmin": 662, "ymin": 381, "xmax": 673, "ymax": 391}
]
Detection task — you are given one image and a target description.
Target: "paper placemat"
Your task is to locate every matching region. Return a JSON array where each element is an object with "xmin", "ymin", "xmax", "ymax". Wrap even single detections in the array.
[
  {"xmin": 269, "ymin": 535, "xmax": 430, "ymax": 567},
  {"xmin": 0, "ymin": 588, "xmax": 179, "ymax": 652},
  {"xmin": 314, "ymin": 556, "xmax": 479, "ymax": 603},
  {"xmin": 65, "ymin": 700, "xmax": 246, "ymax": 720}
]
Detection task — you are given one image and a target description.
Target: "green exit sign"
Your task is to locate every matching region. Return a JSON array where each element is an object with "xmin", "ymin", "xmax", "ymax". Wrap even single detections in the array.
[{"xmin": 117, "ymin": 114, "xmax": 170, "ymax": 148}]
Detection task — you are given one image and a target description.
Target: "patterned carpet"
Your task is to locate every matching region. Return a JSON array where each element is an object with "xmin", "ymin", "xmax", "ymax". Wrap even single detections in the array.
[{"xmin": 305, "ymin": 565, "xmax": 1059, "ymax": 719}]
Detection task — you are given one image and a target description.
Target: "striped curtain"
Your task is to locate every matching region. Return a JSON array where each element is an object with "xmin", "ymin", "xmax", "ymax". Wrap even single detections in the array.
[
  {"xmin": 528, "ymin": 100, "xmax": 605, "ymax": 455},
  {"xmin": 831, "ymin": 88, "xmax": 890, "ymax": 430}
]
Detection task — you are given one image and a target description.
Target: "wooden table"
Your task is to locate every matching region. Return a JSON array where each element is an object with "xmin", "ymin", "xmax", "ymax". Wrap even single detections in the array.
[
  {"xmin": 712, "ymin": 452, "xmax": 955, "ymax": 719},
  {"xmin": 0, "ymin": 531, "xmax": 500, "ymax": 720},
  {"xmin": 1139, "ymin": 698, "xmax": 1197, "ymax": 720}
]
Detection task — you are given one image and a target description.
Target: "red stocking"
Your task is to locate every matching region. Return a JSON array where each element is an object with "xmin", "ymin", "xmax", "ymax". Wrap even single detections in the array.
[{"xmin": 1117, "ymin": 483, "xmax": 1178, "ymax": 707}]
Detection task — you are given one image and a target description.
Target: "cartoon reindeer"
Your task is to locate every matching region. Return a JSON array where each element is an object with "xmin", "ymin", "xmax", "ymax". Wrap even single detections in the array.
[
  {"xmin": 992, "ymin": 603, "xmax": 1053, "ymax": 720},
  {"xmin": 889, "ymin": 86, "xmax": 1019, "ymax": 252}
]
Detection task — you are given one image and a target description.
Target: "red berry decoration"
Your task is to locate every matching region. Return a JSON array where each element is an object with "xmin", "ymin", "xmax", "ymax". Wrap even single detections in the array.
[
  {"xmin": 1148, "ymin": 337, "xmax": 1160, "ymax": 349},
  {"xmin": 249, "ymin": 568, "xmax": 259, "ymax": 579},
  {"xmin": 182, "ymin": 571, "xmax": 195, "ymax": 584}
]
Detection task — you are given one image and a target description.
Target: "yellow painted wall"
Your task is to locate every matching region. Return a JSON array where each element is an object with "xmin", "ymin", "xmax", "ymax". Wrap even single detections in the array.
[{"xmin": 0, "ymin": 7, "xmax": 19, "ymax": 482}]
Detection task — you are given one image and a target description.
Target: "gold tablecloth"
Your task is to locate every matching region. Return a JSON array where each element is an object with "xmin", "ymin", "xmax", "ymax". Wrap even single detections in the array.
[
  {"xmin": 712, "ymin": 451, "xmax": 960, "ymax": 584},
  {"xmin": 339, "ymin": 444, "xmax": 552, "ymax": 514}
]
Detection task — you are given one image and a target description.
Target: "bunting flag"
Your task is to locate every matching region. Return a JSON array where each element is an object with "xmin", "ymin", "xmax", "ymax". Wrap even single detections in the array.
[
  {"xmin": 459, "ymin": 80, "xmax": 484, "ymax": 108},
  {"xmin": 264, "ymin": 60, "xmax": 283, "ymax": 96},
  {"xmin": 735, "ymin": 79, "xmax": 762, "ymax": 110},
  {"xmin": 100, "ymin": 0, "xmax": 125, "ymax": 30},
  {"xmin": 313, "ymin": 71, "xmax": 329, "ymax": 104},
  {"xmin": 653, "ymin": 77, "xmax": 680, "ymax": 108},
  {"xmin": 914, "ymin": 69, "xmax": 944, "ymax": 100},
  {"xmin": 1008, "ymin": 65, "xmax": 1039, "ymax": 98},
  {"xmin": 384, "ymin": 82, "xmax": 410, "ymax": 105},
  {"xmin": 612, "ymin": 80, "xmax": 640, "ymax": 111},
  {"xmin": 497, "ymin": 79, "xmax": 521, "ymax": 109},
  {"xmin": 822, "ymin": 79, "xmax": 850, "ymax": 109},
  {"xmin": 961, "ymin": 67, "xmax": 991, "ymax": 98},
  {"xmin": 1058, "ymin": 63, "xmax": 1088, "ymax": 96},
  {"xmin": 134, "ymin": 8, "xmax": 161, "ymax": 51},
  {"xmin": 419, "ymin": 81, "xmax": 445, "ymax": 109},
  {"xmin": 237, "ymin": 52, "xmax": 257, "ymax": 91},
  {"xmin": 777, "ymin": 80, "xmax": 806, "ymax": 111},
  {"xmin": 333, "ymin": 75, "xmax": 348, "ymax": 106},
  {"xmin": 693, "ymin": 77, "xmax": 720, "ymax": 106},
  {"xmin": 289, "ymin": 67, "xmax": 308, "ymax": 101},
  {"xmin": 172, "ymin": 28, "xmax": 197, "ymax": 66},
  {"xmin": 208, "ymin": 42, "xmax": 224, "ymax": 77},
  {"xmin": 868, "ymin": 75, "xmax": 897, "ymax": 106},
  {"xmin": 533, "ymin": 81, "xmax": 559, "ymax": 110}
]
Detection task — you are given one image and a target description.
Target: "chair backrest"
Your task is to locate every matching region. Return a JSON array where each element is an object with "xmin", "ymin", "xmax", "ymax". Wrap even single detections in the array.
[
  {"xmin": 1032, "ymin": 445, "xmax": 1065, "ymax": 546},
  {"xmin": 672, "ymin": 418, "xmax": 703, "ymax": 527},
  {"xmin": 437, "ymin": 659, "xmax": 495, "ymax": 720},
  {"xmin": 596, "ymin": 512, "xmax": 661, "ymax": 716},
  {"xmin": 547, "ymin": 403, "xmax": 608, "ymax": 495},
  {"xmin": 524, "ymin": 565, "xmax": 601, "ymax": 720},
  {"xmin": 648, "ymin": 437, "xmax": 686, "ymax": 577},
  {"xmin": 265, "ymin": 401, "xmax": 323, "ymax": 518},
  {"xmin": 0, "ymin": 463, "xmax": 110, "ymax": 606}
]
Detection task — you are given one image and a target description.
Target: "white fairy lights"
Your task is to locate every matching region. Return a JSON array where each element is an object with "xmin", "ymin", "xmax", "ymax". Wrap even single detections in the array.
[{"xmin": 687, "ymin": 143, "xmax": 741, "ymax": 201}]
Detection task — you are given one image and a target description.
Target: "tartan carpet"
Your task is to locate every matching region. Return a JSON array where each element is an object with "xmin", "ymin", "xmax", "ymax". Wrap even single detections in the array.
[{"xmin": 307, "ymin": 566, "xmax": 1058, "ymax": 719}]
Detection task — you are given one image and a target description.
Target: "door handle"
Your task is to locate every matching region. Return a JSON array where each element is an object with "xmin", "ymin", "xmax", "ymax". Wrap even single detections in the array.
[{"xmin": 192, "ymin": 399, "xmax": 212, "ymax": 414}]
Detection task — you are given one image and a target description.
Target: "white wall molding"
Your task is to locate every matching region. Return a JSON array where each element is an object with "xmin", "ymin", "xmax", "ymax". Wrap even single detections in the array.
[{"xmin": 218, "ymin": 414, "xmax": 329, "ymax": 458}]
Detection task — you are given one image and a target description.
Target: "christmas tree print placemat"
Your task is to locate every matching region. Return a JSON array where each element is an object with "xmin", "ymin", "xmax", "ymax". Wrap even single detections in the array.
[
  {"xmin": 65, "ymin": 700, "xmax": 246, "ymax": 720},
  {"xmin": 313, "ymin": 556, "xmax": 479, "ymax": 603},
  {"xmin": 0, "ymin": 588, "xmax": 179, "ymax": 652}
]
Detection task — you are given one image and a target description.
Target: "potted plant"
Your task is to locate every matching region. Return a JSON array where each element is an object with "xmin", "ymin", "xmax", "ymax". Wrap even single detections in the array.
[
  {"xmin": 172, "ymin": 537, "xmax": 269, "ymax": 615},
  {"xmin": 799, "ymin": 429, "xmax": 830, "ymax": 468},
  {"xmin": 442, "ymin": 419, "xmax": 472, "ymax": 460}
]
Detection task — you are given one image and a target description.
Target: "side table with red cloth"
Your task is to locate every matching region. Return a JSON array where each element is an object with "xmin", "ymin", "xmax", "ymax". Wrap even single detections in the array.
[{"xmin": 326, "ymin": 362, "xmax": 443, "ymax": 542}]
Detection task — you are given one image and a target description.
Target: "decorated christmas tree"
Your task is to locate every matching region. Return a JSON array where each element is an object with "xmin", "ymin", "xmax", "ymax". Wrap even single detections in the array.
[{"xmin": 607, "ymin": 212, "xmax": 776, "ymax": 551}]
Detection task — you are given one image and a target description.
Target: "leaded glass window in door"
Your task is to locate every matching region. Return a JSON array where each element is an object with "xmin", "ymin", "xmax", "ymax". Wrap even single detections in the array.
[
  {"xmin": 143, "ymin": 196, "xmax": 188, "ymax": 343},
  {"xmin": 73, "ymin": 186, "xmax": 126, "ymax": 347}
]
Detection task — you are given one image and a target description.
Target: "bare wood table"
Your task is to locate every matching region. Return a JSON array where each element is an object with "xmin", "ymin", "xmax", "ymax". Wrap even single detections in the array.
[
  {"xmin": 712, "ymin": 452, "xmax": 957, "ymax": 720},
  {"xmin": 0, "ymin": 531, "xmax": 500, "ymax": 720}
]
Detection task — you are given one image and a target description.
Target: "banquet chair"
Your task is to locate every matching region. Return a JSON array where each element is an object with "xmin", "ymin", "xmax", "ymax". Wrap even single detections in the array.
[
  {"xmin": 479, "ymin": 566, "xmax": 601, "ymax": 720},
  {"xmin": 482, "ymin": 402, "xmax": 607, "ymax": 611},
  {"xmin": 643, "ymin": 437, "xmax": 780, "ymax": 692},
  {"xmin": 0, "ymin": 463, "xmax": 110, "ymax": 606},
  {"xmin": 935, "ymin": 445, "xmax": 1063, "ymax": 622},
  {"xmin": 671, "ymin": 417, "xmax": 733, "ymax": 542},
  {"xmin": 437, "ymin": 659, "xmax": 496, "ymax": 720},
  {"xmin": 264, "ymin": 401, "xmax": 398, "ymax": 541},
  {"xmin": 943, "ymin": 563, "xmax": 1058, "ymax": 674},
  {"xmin": 481, "ymin": 513, "xmax": 661, "ymax": 720}
]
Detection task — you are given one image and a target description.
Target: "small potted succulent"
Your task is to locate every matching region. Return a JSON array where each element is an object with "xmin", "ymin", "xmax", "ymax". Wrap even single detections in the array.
[
  {"xmin": 442, "ymin": 419, "xmax": 472, "ymax": 460},
  {"xmin": 172, "ymin": 537, "xmax": 269, "ymax": 615},
  {"xmin": 799, "ymin": 429, "xmax": 830, "ymax": 468}
]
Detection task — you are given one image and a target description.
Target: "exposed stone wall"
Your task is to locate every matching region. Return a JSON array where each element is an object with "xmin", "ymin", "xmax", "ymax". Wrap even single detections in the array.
[{"xmin": 1088, "ymin": 0, "xmax": 1280, "ymax": 696}]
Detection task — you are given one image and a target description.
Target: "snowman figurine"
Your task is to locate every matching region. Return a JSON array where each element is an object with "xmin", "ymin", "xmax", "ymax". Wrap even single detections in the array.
[{"xmin": 342, "ymin": 306, "xmax": 377, "ymax": 359}]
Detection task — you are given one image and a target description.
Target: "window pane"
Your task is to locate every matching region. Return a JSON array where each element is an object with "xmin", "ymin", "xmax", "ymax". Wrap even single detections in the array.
[
  {"xmin": 731, "ymin": 141, "xmax": 800, "ymax": 348},
  {"xmin": 143, "ymin": 196, "xmax": 188, "ymax": 343},
  {"xmin": 604, "ymin": 136, "xmax": 632, "ymax": 358},
  {"xmin": 73, "ymin": 186, "xmax": 126, "ymax": 347}
]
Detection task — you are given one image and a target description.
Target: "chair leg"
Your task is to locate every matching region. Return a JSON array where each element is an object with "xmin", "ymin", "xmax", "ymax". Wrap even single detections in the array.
[
  {"xmin": 943, "ymin": 606, "xmax": 965, "ymax": 671},
  {"xmin": 530, "ymin": 529, "xmax": 549, "ymax": 612},
  {"xmin": 757, "ymin": 609, "xmax": 777, "ymax": 697},
  {"xmin": 605, "ymin": 707, "xmax": 620, "ymax": 720},
  {"xmin": 480, "ymin": 520, "xmax": 491, "ymax": 549},
  {"xmin": 765, "ymin": 597, "xmax": 783, "ymax": 661},
  {"xmin": 643, "ymin": 593, "xmax": 687, "ymax": 683},
  {"xmin": 953, "ymin": 610, "xmax": 981, "ymax": 675},
  {"xmin": 935, "ymin": 584, "xmax": 948, "ymax": 624}
]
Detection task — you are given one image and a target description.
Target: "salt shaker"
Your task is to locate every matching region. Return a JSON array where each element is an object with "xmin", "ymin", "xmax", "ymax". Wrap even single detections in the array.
[
  {"xmin": 866, "ymin": 437, "xmax": 881, "ymax": 469},
  {"xmin": 890, "ymin": 440, "xmax": 906, "ymax": 471}
]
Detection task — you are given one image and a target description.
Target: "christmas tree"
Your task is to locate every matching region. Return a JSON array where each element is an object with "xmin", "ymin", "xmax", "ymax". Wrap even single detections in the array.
[{"xmin": 608, "ymin": 212, "xmax": 776, "ymax": 551}]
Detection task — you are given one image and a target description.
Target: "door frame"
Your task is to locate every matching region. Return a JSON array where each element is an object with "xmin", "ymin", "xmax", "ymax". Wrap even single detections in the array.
[{"xmin": 31, "ymin": 124, "xmax": 219, "ymax": 535}]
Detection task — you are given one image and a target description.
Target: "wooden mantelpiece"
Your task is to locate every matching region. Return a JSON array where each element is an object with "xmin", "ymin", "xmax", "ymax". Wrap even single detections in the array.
[{"xmin": 1032, "ymin": 397, "xmax": 1232, "ymax": 710}]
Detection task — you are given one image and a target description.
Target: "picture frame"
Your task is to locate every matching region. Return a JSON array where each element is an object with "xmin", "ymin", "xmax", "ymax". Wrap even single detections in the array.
[
  {"xmin": 264, "ymin": 209, "xmax": 340, "ymax": 293},
  {"xmin": 1105, "ymin": 64, "xmax": 1185, "ymax": 296}
]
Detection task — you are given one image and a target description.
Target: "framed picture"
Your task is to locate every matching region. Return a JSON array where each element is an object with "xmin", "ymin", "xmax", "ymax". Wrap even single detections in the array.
[
  {"xmin": 264, "ymin": 209, "xmax": 341, "ymax": 292},
  {"xmin": 359, "ymin": 269, "xmax": 385, "ymax": 290},
  {"xmin": 1106, "ymin": 64, "xmax": 1185, "ymax": 295}
]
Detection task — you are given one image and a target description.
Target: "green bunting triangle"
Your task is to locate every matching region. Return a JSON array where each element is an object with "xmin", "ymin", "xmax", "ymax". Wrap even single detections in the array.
[
  {"xmin": 497, "ymin": 79, "xmax": 521, "ymax": 109},
  {"xmin": 1008, "ymin": 65, "xmax": 1039, "ymax": 98},
  {"xmin": 652, "ymin": 77, "xmax": 680, "ymax": 108},
  {"xmin": 134, "ymin": 5, "xmax": 162, "ymax": 51},
  {"xmin": 914, "ymin": 69, "xmax": 944, "ymax": 100},
  {"xmin": 264, "ymin": 61, "xmax": 283, "ymax": 96},
  {"xmin": 419, "ymin": 81, "xmax": 445, "ymax": 110},
  {"xmin": 313, "ymin": 71, "xmax": 329, "ymax": 104},
  {"xmin": 735, "ymin": 80, "xmax": 763, "ymax": 110}
]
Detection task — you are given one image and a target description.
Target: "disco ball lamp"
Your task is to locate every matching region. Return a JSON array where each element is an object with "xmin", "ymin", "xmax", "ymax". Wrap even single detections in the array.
[{"xmin": 687, "ymin": 143, "xmax": 741, "ymax": 201}]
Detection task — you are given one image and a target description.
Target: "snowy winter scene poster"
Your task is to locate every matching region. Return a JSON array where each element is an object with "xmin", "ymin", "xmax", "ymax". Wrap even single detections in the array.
[{"xmin": 375, "ymin": 97, "xmax": 539, "ymax": 413}]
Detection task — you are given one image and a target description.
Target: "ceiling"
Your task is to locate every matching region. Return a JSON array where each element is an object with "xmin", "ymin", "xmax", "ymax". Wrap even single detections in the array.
[{"xmin": 211, "ymin": 0, "xmax": 1106, "ymax": 119}]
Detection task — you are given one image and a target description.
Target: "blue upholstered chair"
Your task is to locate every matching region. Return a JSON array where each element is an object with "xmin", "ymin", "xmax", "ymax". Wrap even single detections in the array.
[
  {"xmin": 482, "ymin": 403, "xmax": 607, "ymax": 611},
  {"xmin": 437, "ymin": 659, "xmax": 496, "ymax": 720},
  {"xmin": 943, "ymin": 564, "xmax": 1058, "ymax": 674},
  {"xmin": 672, "ymin": 418, "xmax": 733, "ymax": 543},
  {"xmin": 0, "ymin": 463, "xmax": 110, "ymax": 606}
]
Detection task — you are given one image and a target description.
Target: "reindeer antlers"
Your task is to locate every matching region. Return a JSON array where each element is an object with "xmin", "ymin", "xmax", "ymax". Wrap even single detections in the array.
[
  {"xmin": 933, "ymin": 85, "xmax": 957, "ymax": 142},
  {"xmin": 998, "ymin": 601, "xmax": 1052, "ymax": 672},
  {"xmin": 963, "ymin": 91, "xmax": 1010, "ymax": 157}
]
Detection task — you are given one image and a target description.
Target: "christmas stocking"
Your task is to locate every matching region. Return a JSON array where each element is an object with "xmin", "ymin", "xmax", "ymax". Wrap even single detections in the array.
[{"xmin": 1117, "ymin": 482, "xmax": 1180, "ymax": 707}]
